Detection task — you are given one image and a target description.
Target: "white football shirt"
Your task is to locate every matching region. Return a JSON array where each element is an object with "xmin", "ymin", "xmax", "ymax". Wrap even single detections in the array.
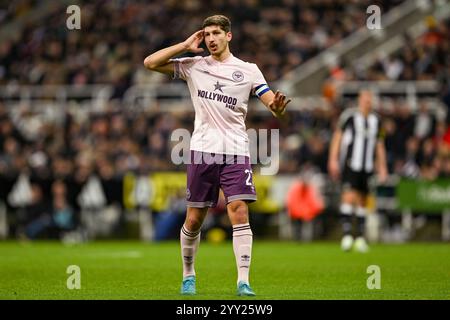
[{"xmin": 171, "ymin": 54, "xmax": 269, "ymax": 156}]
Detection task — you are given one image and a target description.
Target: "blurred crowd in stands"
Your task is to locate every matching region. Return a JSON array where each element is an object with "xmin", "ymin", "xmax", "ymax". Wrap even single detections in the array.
[
  {"xmin": 1, "ymin": 0, "xmax": 404, "ymax": 89},
  {"xmin": 2, "ymin": 94, "xmax": 449, "ymax": 239},
  {"xmin": 1, "ymin": 95, "xmax": 449, "ymax": 190},
  {"xmin": 349, "ymin": 17, "xmax": 450, "ymax": 83}
]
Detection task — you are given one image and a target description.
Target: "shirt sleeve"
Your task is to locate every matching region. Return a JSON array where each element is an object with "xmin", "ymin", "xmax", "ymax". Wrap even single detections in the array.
[
  {"xmin": 337, "ymin": 108, "xmax": 353, "ymax": 130},
  {"xmin": 251, "ymin": 64, "xmax": 270, "ymax": 98},
  {"xmin": 376, "ymin": 116, "xmax": 385, "ymax": 141},
  {"xmin": 170, "ymin": 56, "xmax": 202, "ymax": 81}
]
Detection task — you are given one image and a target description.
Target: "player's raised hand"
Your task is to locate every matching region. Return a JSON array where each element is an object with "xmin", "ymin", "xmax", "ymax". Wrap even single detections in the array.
[
  {"xmin": 183, "ymin": 30, "xmax": 205, "ymax": 53},
  {"xmin": 268, "ymin": 90, "xmax": 291, "ymax": 117}
]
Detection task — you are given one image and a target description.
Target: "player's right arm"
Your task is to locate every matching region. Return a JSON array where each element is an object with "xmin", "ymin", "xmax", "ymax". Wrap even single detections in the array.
[
  {"xmin": 143, "ymin": 30, "xmax": 204, "ymax": 75},
  {"xmin": 375, "ymin": 121, "xmax": 388, "ymax": 183},
  {"xmin": 328, "ymin": 108, "xmax": 353, "ymax": 180},
  {"xmin": 328, "ymin": 128, "xmax": 343, "ymax": 181}
]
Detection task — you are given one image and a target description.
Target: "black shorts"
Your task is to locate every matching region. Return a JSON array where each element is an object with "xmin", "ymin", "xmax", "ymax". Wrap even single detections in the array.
[{"xmin": 341, "ymin": 167, "xmax": 372, "ymax": 195}]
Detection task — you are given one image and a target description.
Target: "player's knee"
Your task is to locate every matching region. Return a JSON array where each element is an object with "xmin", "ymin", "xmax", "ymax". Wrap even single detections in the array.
[
  {"xmin": 185, "ymin": 214, "xmax": 203, "ymax": 231},
  {"xmin": 228, "ymin": 200, "xmax": 247, "ymax": 213},
  {"xmin": 228, "ymin": 201, "xmax": 249, "ymax": 224}
]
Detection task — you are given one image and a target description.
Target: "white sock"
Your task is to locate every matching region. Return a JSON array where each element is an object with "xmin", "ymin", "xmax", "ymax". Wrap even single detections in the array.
[
  {"xmin": 180, "ymin": 224, "xmax": 201, "ymax": 279},
  {"xmin": 232, "ymin": 223, "xmax": 253, "ymax": 285}
]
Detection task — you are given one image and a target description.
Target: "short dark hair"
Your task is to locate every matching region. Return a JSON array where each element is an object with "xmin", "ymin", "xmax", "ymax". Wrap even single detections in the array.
[{"xmin": 202, "ymin": 15, "xmax": 231, "ymax": 33}]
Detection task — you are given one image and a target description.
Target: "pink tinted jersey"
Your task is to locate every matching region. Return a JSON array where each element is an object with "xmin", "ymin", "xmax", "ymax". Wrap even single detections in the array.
[{"xmin": 171, "ymin": 54, "xmax": 269, "ymax": 156}]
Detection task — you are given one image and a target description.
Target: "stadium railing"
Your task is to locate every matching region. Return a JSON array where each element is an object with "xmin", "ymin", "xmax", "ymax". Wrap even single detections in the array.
[{"xmin": 0, "ymin": 79, "xmax": 444, "ymax": 113}]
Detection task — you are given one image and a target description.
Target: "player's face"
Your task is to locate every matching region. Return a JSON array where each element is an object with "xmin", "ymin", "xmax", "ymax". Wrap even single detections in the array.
[
  {"xmin": 358, "ymin": 90, "xmax": 373, "ymax": 115},
  {"xmin": 203, "ymin": 25, "xmax": 231, "ymax": 56}
]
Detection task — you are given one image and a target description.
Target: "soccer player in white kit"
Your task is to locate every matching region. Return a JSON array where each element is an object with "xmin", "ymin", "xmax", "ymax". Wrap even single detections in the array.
[{"xmin": 144, "ymin": 15, "xmax": 291, "ymax": 296}]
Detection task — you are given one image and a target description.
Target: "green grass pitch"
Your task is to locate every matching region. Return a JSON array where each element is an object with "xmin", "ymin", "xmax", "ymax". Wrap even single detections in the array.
[{"xmin": 0, "ymin": 241, "xmax": 448, "ymax": 300}]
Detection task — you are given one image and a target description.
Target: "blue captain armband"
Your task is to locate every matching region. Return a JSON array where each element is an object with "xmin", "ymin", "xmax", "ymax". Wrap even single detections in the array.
[{"xmin": 254, "ymin": 84, "xmax": 270, "ymax": 98}]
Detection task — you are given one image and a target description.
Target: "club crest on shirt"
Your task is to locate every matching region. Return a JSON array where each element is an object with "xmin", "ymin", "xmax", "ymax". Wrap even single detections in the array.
[{"xmin": 232, "ymin": 71, "xmax": 244, "ymax": 82}]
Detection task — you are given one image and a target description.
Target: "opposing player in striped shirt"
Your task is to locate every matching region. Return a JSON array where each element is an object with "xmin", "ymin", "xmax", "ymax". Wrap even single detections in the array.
[{"xmin": 328, "ymin": 90, "xmax": 387, "ymax": 253}]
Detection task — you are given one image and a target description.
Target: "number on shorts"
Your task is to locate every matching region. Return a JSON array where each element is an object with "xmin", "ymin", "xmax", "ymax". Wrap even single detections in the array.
[{"xmin": 244, "ymin": 169, "xmax": 253, "ymax": 186}]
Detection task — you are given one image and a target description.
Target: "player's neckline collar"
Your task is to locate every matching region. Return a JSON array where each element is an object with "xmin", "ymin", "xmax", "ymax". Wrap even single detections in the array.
[{"xmin": 209, "ymin": 53, "xmax": 233, "ymax": 64}]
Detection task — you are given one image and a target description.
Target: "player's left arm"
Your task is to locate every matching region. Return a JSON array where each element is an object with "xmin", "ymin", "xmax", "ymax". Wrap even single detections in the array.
[
  {"xmin": 251, "ymin": 64, "xmax": 291, "ymax": 118},
  {"xmin": 259, "ymin": 90, "xmax": 291, "ymax": 118},
  {"xmin": 375, "ymin": 140, "xmax": 388, "ymax": 183}
]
